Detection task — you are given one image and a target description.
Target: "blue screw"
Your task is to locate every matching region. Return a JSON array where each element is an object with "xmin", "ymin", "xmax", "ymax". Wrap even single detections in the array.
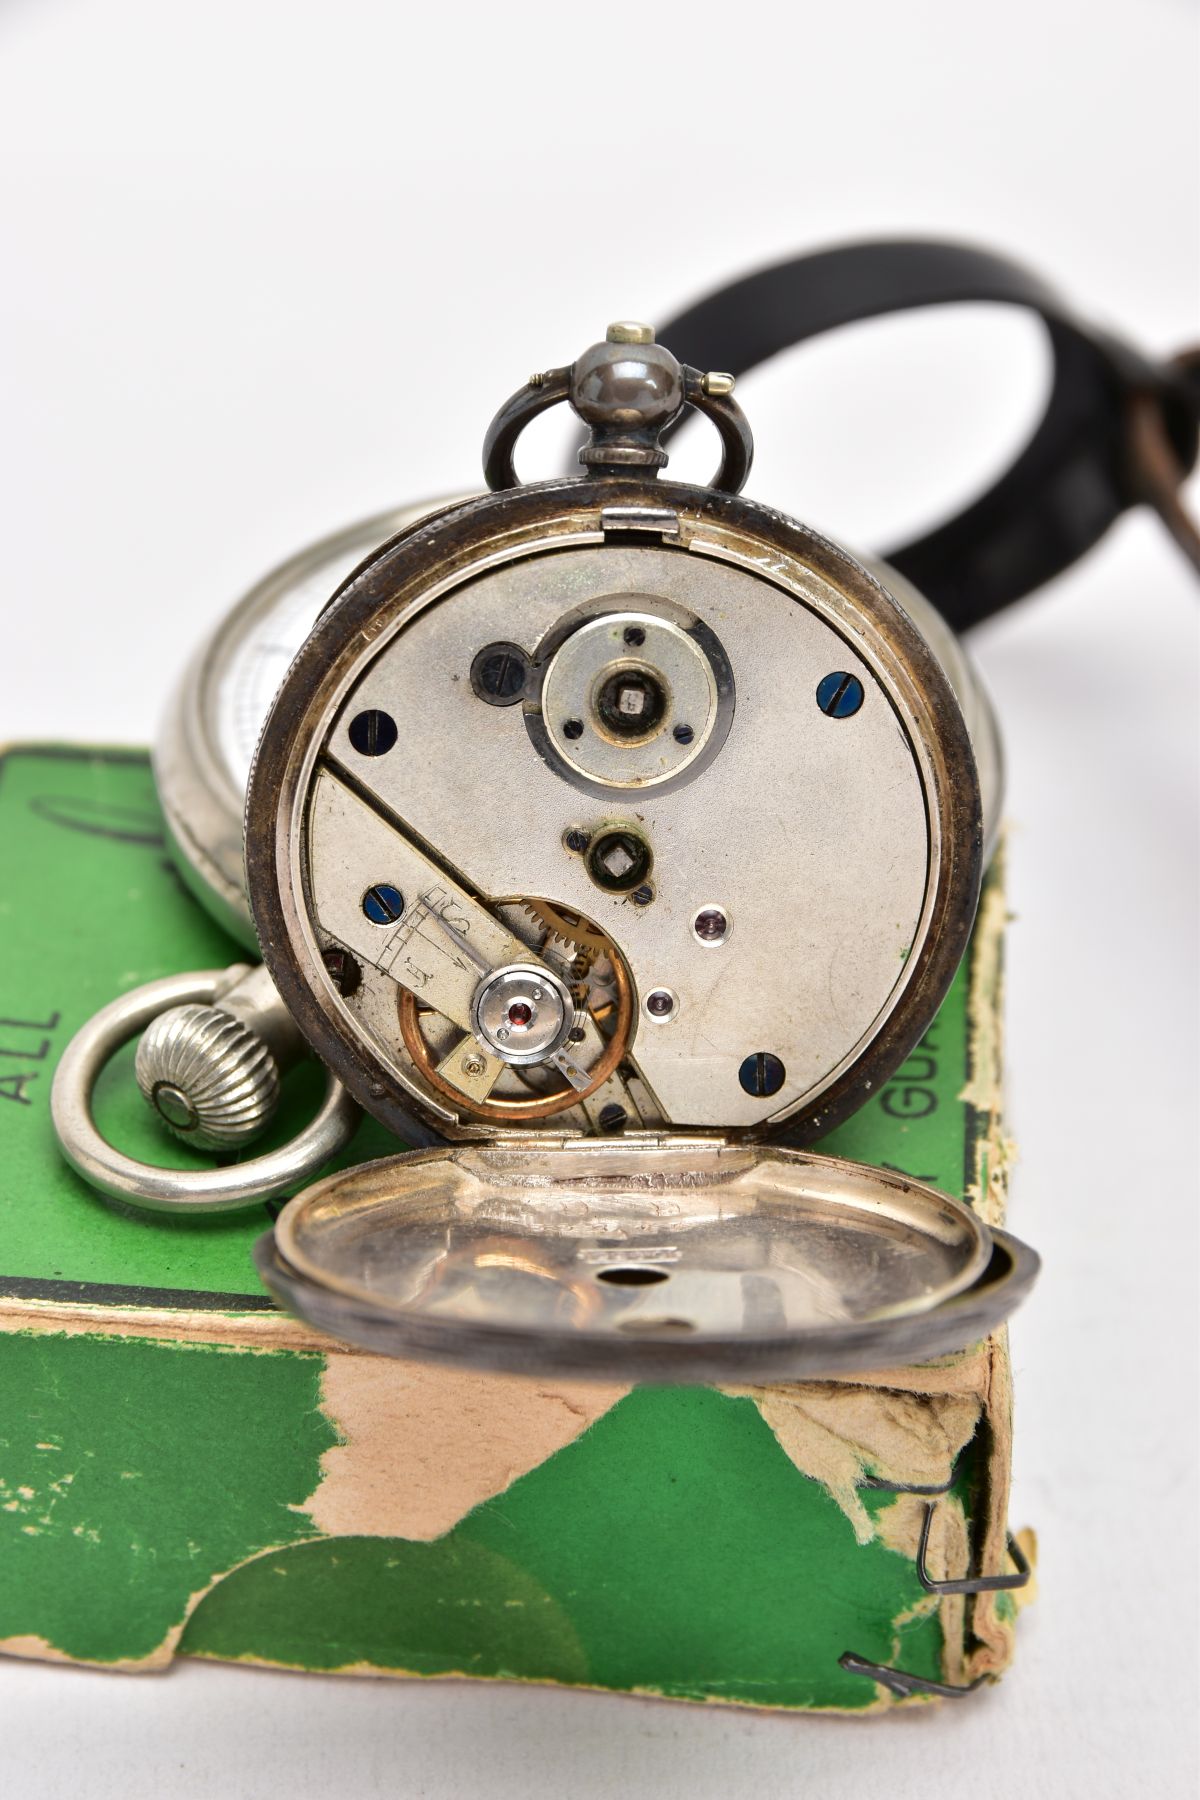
[
  {"xmin": 816, "ymin": 672, "xmax": 864, "ymax": 718},
  {"xmin": 348, "ymin": 709, "xmax": 398, "ymax": 756},
  {"xmin": 739, "ymin": 1051, "xmax": 786, "ymax": 1097},
  {"xmin": 362, "ymin": 883, "xmax": 405, "ymax": 925}
]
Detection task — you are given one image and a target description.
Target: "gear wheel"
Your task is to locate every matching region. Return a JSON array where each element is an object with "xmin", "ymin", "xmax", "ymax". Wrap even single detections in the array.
[{"xmin": 520, "ymin": 900, "xmax": 611, "ymax": 969}]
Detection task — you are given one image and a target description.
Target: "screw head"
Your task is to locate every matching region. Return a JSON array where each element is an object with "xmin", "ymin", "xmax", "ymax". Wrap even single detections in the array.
[
  {"xmin": 461, "ymin": 1051, "xmax": 487, "ymax": 1078},
  {"xmin": 816, "ymin": 671, "xmax": 865, "ymax": 719},
  {"xmin": 645, "ymin": 988, "xmax": 675, "ymax": 1020},
  {"xmin": 563, "ymin": 828, "xmax": 591, "ymax": 855},
  {"xmin": 471, "ymin": 641, "xmax": 529, "ymax": 706},
  {"xmin": 673, "ymin": 722, "xmax": 694, "ymax": 746},
  {"xmin": 693, "ymin": 906, "xmax": 730, "ymax": 945},
  {"xmin": 362, "ymin": 883, "xmax": 405, "ymax": 925},
  {"xmin": 563, "ymin": 718, "xmax": 584, "ymax": 741},
  {"xmin": 739, "ymin": 1052, "xmax": 786, "ymax": 1098},
  {"xmin": 598, "ymin": 1103, "xmax": 628, "ymax": 1132},
  {"xmin": 622, "ymin": 624, "xmax": 646, "ymax": 647},
  {"xmin": 348, "ymin": 709, "xmax": 398, "ymax": 757},
  {"xmin": 631, "ymin": 884, "xmax": 654, "ymax": 907}
]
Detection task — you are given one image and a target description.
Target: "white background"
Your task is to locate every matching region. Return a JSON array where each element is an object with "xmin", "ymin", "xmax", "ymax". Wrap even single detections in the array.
[{"xmin": 1, "ymin": 1, "xmax": 1197, "ymax": 1796}]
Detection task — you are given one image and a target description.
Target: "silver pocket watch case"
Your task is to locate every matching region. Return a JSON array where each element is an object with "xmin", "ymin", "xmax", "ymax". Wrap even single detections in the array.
[
  {"xmin": 236, "ymin": 322, "xmax": 1036, "ymax": 1378},
  {"xmin": 255, "ymin": 1139, "xmax": 1038, "ymax": 1384}
]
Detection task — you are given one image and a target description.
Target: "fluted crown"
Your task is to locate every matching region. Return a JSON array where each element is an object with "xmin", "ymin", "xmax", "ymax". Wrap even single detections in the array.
[{"xmin": 135, "ymin": 1004, "xmax": 280, "ymax": 1150}]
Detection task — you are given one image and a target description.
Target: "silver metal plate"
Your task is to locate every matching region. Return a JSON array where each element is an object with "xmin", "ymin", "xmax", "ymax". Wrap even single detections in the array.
[
  {"xmin": 253, "ymin": 1141, "xmax": 1037, "ymax": 1382},
  {"xmin": 311, "ymin": 538, "xmax": 934, "ymax": 1131}
]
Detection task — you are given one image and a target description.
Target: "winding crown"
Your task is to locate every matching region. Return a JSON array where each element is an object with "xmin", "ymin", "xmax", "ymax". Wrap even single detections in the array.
[{"xmin": 135, "ymin": 1003, "xmax": 281, "ymax": 1150}]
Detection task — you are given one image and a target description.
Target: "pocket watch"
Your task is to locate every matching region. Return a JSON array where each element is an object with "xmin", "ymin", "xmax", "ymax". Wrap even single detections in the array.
[{"xmin": 53, "ymin": 239, "xmax": 1200, "ymax": 1380}]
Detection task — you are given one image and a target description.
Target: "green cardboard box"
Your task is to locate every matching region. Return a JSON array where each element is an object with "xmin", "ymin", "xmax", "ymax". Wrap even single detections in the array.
[{"xmin": 0, "ymin": 744, "xmax": 1032, "ymax": 1709}]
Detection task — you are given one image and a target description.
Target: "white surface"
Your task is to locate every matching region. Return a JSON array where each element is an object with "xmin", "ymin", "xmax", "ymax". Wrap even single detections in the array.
[{"xmin": 1, "ymin": 1, "xmax": 1198, "ymax": 1796}]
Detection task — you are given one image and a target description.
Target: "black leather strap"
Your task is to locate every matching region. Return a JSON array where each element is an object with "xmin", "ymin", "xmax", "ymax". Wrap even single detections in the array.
[{"xmin": 659, "ymin": 240, "xmax": 1200, "ymax": 631}]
